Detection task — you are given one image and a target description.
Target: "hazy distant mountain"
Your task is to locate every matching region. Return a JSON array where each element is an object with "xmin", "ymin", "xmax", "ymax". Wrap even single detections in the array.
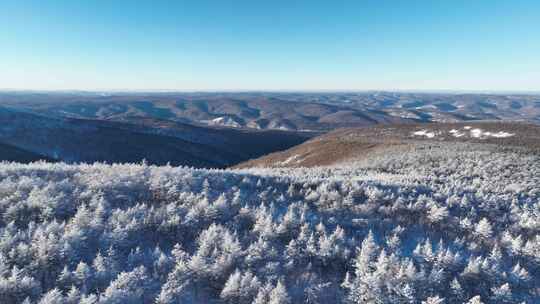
[
  {"xmin": 1, "ymin": 92, "xmax": 539, "ymax": 131},
  {"xmin": 0, "ymin": 92, "xmax": 410, "ymax": 131}
]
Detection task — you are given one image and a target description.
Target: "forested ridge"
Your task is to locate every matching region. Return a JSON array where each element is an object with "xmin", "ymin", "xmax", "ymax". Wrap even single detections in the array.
[{"xmin": 0, "ymin": 143, "xmax": 538, "ymax": 303}]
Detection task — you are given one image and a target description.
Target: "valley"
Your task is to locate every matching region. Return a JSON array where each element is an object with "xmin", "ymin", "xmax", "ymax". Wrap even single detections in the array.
[{"xmin": 0, "ymin": 105, "xmax": 310, "ymax": 168}]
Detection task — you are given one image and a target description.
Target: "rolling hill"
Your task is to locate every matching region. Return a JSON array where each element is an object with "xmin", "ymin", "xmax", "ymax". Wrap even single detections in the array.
[
  {"xmin": 2, "ymin": 91, "xmax": 538, "ymax": 131},
  {"xmin": 235, "ymin": 121, "xmax": 540, "ymax": 168}
]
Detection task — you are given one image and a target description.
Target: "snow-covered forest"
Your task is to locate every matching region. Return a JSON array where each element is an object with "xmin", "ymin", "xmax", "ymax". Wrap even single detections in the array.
[{"xmin": 0, "ymin": 143, "xmax": 538, "ymax": 303}]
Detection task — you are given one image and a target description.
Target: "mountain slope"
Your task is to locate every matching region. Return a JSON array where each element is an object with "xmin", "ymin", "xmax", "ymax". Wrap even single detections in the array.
[
  {"xmin": 0, "ymin": 107, "xmax": 310, "ymax": 167},
  {"xmin": 0, "ymin": 142, "xmax": 54, "ymax": 163},
  {"xmin": 235, "ymin": 121, "xmax": 540, "ymax": 168}
]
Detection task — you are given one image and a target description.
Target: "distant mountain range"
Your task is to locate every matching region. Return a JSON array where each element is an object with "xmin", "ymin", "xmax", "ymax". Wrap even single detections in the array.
[
  {"xmin": 0, "ymin": 91, "xmax": 538, "ymax": 167},
  {"xmin": 1, "ymin": 91, "xmax": 539, "ymax": 131}
]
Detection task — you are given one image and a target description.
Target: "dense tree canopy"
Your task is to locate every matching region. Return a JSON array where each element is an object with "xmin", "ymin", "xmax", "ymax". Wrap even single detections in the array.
[{"xmin": 0, "ymin": 143, "xmax": 538, "ymax": 303}]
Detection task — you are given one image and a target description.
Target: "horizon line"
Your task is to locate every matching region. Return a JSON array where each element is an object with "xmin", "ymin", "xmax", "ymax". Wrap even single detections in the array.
[{"xmin": 1, "ymin": 88, "xmax": 540, "ymax": 95}]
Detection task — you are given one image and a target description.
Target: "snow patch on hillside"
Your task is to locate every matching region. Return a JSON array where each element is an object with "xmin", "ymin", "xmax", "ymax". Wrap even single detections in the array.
[
  {"xmin": 388, "ymin": 110, "xmax": 421, "ymax": 120},
  {"xmin": 490, "ymin": 131, "xmax": 515, "ymax": 138},
  {"xmin": 449, "ymin": 129, "xmax": 465, "ymax": 137},
  {"xmin": 412, "ymin": 130, "xmax": 436, "ymax": 138},
  {"xmin": 246, "ymin": 121, "xmax": 263, "ymax": 129},
  {"xmin": 203, "ymin": 117, "xmax": 242, "ymax": 128},
  {"xmin": 469, "ymin": 128, "xmax": 514, "ymax": 138},
  {"xmin": 470, "ymin": 128, "xmax": 484, "ymax": 138},
  {"xmin": 276, "ymin": 126, "xmax": 291, "ymax": 131},
  {"xmin": 275, "ymin": 154, "xmax": 303, "ymax": 166},
  {"xmin": 412, "ymin": 126, "xmax": 515, "ymax": 139}
]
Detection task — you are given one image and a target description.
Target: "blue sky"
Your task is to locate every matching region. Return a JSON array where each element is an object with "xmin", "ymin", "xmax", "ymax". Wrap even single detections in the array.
[{"xmin": 0, "ymin": 0, "xmax": 538, "ymax": 91}]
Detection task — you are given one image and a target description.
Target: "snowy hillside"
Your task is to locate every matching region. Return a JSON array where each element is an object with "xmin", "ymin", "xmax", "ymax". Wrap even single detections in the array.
[
  {"xmin": 236, "ymin": 122, "xmax": 540, "ymax": 169},
  {"xmin": 0, "ymin": 142, "xmax": 538, "ymax": 303}
]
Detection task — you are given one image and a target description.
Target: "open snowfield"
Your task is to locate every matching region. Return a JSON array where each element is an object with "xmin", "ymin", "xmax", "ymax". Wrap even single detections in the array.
[{"xmin": 0, "ymin": 142, "xmax": 538, "ymax": 303}]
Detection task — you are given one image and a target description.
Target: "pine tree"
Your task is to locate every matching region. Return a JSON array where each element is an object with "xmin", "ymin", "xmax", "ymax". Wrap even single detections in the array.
[
  {"xmin": 66, "ymin": 285, "xmax": 81, "ymax": 304},
  {"xmin": 474, "ymin": 218, "xmax": 493, "ymax": 239},
  {"xmin": 21, "ymin": 298, "xmax": 32, "ymax": 304},
  {"xmin": 202, "ymin": 178, "xmax": 211, "ymax": 197},
  {"xmin": 93, "ymin": 251, "xmax": 109, "ymax": 290},
  {"xmin": 269, "ymin": 280, "xmax": 290, "ymax": 304},
  {"xmin": 74, "ymin": 261, "xmax": 93, "ymax": 293},
  {"xmin": 355, "ymin": 231, "xmax": 378, "ymax": 276},
  {"xmin": 253, "ymin": 282, "xmax": 273, "ymax": 304},
  {"xmin": 101, "ymin": 266, "xmax": 152, "ymax": 303},
  {"xmin": 465, "ymin": 295, "xmax": 484, "ymax": 304},
  {"xmin": 450, "ymin": 277, "xmax": 464, "ymax": 302},
  {"xmin": 491, "ymin": 283, "xmax": 511, "ymax": 303},
  {"xmin": 221, "ymin": 270, "xmax": 242, "ymax": 302},
  {"xmin": 79, "ymin": 293, "xmax": 98, "ymax": 304},
  {"xmin": 239, "ymin": 271, "xmax": 261, "ymax": 301},
  {"xmin": 38, "ymin": 288, "xmax": 64, "ymax": 304},
  {"xmin": 510, "ymin": 263, "xmax": 530, "ymax": 286},
  {"xmin": 57, "ymin": 265, "xmax": 73, "ymax": 290},
  {"xmin": 345, "ymin": 231, "xmax": 382, "ymax": 304},
  {"xmin": 422, "ymin": 295, "xmax": 445, "ymax": 304}
]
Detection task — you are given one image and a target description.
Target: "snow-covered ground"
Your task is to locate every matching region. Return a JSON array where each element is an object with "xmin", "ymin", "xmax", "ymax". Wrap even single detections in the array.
[
  {"xmin": 412, "ymin": 126, "xmax": 515, "ymax": 139},
  {"xmin": 277, "ymin": 154, "xmax": 302, "ymax": 166},
  {"xmin": 469, "ymin": 128, "xmax": 514, "ymax": 138},
  {"xmin": 412, "ymin": 130, "xmax": 437, "ymax": 138}
]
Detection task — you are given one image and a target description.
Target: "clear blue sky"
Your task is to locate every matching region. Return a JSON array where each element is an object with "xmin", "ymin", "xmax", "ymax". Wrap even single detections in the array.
[{"xmin": 1, "ymin": 0, "xmax": 538, "ymax": 91}]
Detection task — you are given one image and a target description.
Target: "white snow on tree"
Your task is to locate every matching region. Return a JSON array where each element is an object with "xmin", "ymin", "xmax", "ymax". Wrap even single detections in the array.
[{"xmin": 0, "ymin": 142, "xmax": 537, "ymax": 303}]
